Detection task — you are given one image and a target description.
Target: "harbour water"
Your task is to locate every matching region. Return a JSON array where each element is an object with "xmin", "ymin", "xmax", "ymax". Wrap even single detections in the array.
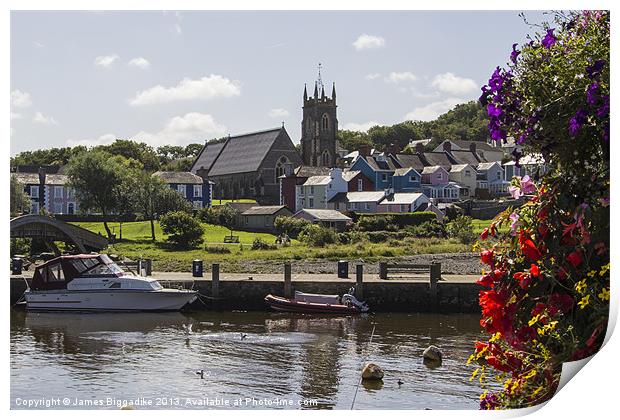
[{"xmin": 10, "ymin": 310, "xmax": 485, "ymax": 410}]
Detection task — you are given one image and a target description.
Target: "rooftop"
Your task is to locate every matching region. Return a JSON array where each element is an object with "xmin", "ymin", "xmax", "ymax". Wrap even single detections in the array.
[
  {"xmin": 295, "ymin": 208, "xmax": 352, "ymax": 222},
  {"xmin": 153, "ymin": 171, "xmax": 204, "ymax": 184},
  {"xmin": 241, "ymin": 205, "xmax": 290, "ymax": 216}
]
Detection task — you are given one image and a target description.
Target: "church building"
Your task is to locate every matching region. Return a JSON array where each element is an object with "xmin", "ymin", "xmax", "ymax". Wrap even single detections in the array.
[{"xmin": 300, "ymin": 80, "xmax": 339, "ymax": 167}]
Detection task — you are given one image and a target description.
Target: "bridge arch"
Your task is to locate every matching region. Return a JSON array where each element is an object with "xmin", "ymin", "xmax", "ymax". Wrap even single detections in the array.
[{"xmin": 10, "ymin": 215, "xmax": 108, "ymax": 254}]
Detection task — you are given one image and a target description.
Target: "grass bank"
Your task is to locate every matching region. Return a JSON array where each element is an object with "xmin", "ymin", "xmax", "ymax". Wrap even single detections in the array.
[{"xmin": 72, "ymin": 220, "xmax": 473, "ymax": 272}]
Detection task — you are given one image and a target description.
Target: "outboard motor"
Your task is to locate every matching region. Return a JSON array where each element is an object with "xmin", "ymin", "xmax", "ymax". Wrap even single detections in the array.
[{"xmin": 342, "ymin": 287, "xmax": 370, "ymax": 312}]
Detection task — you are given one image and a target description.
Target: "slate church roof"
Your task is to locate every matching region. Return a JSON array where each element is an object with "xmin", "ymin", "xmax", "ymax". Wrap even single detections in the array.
[{"xmin": 191, "ymin": 127, "xmax": 290, "ymax": 176}]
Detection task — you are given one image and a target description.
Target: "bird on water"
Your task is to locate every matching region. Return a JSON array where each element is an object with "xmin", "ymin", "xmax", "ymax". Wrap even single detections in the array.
[{"xmin": 195, "ymin": 369, "xmax": 204, "ymax": 379}]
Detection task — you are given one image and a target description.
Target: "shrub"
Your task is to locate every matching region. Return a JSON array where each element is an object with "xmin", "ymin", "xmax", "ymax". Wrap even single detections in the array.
[
  {"xmin": 197, "ymin": 205, "xmax": 239, "ymax": 229},
  {"xmin": 159, "ymin": 211, "xmax": 204, "ymax": 248},
  {"xmin": 356, "ymin": 216, "xmax": 394, "ymax": 232},
  {"xmin": 338, "ymin": 230, "xmax": 368, "ymax": 244},
  {"xmin": 274, "ymin": 216, "xmax": 310, "ymax": 239},
  {"xmin": 447, "ymin": 215, "xmax": 476, "ymax": 244},
  {"xmin": 251, "ymin": 237, "xmax": 276, "ymax": 250},
  {"xmin": 298, "ymin": 224, "xmax": 338, "ymax": 247},
  {"xmin": 204, "ymin": 245, "xmax": 231, "ymax": 254},
  {"xmin": 407, "ymin": 220, "xmax": 447, "ymax": 238}
]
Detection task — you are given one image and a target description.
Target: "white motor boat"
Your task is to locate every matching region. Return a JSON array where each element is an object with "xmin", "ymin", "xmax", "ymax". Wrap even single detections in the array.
[{"xmin": 24, "ymin": 254, "xmax": 197, "ymax": 312}]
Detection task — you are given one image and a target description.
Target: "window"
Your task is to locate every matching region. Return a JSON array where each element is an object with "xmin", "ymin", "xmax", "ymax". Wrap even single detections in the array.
[
  {"xmin": 30, "ymin": 185, "xmax": 39, "ymax": 198},
  {"xmin": 193, "ymin": 201, "xmax": 203, "ymax": 209},
  {"xmin": 357, "ymin": 179, "xmax": 363, "ymax": 192},
  {"xmin": 66, "ymin": 187, "xmax": 75, "ymax": 198},
  {"xmin": 437, "ymin": 172, "xmax": 443, "ymax": 180},
  {"xmin": 365, "ymin": 203, "xmax": 371, "ymax": 211},
  {"xmin": 54, "ymin": 203, "xmax": 63, "ymax": 214},
  {"xmin": 321, "ymin": 150, "xmax": 331, "ymax": 167},
  {"xmin": 309, "ymin": 198, "xmax": 314, "ymax": 208},
  {"xmin": 109, "ymin": 282, "xmax": 121, "ymax": 289},
  {"xmin": 465, "ymin": 170, "xmax": 471, "ymax": 177},
  {"xmin": 321, "ymin": 113, "xmax": 330, "ymax": 131},
  {"xmin": 67, "ymin": 203, "xmax": 75, "ymax": 215},
  {"xmin": 409, "ymin": 176, "xmax": 417, "ymax": 183},
  {"xmin": 275, "ymin": 156, "xmax": 290, "ymax": 182},
  {"xmin": 193, "ymin": 185, "xmax": 202, "ymax": 198},
  {"xmin": 497, "ymin": 171, "xmax": 501, "ymax": 179},
  {"xmin": 177, "ymin": 185, "xmax": 186, "ymax": 198},
  {"xmin": 54, "ymin": 186, "xmax": 63, "ymax": 197},
  {"xmin": 382, "ymin": 173, "xmax": 388, "ymax": 182},
  {"xmin": 310, "ymin": 186, "xmax": 315, "ymax": 195}
]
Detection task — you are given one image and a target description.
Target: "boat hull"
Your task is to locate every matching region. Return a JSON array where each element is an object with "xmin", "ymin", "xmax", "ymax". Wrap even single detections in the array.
[
  {"xmin": 24, "ymin": 289, "xmax": 197, "ymax": 312},
  {"xmin": 264, "ymin": 294, "xmax": 363, "ymax": 315}
]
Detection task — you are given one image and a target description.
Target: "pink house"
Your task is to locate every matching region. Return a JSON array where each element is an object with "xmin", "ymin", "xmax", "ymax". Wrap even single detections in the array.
[{"xmin": 421, "ymin": 166, "xmax": 449, "ymax": 185}]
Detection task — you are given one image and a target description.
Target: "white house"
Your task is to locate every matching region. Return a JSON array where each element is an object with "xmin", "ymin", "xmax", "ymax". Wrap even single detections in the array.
[{"xmin": 378, "ymin": 192, "xmax": 431, "ymax": 213}]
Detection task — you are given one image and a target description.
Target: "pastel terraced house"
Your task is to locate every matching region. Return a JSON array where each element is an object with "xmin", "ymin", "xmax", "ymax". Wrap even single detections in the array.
[
  {"xmin": 449, "ymin": 164, "xmax": 477, "ymax": 199},
  {"xmin": 298, "ymin": 168, "xmax": 347, "ymax": 209},
  {"xmin": 391, "ymin": 167, "xmax": 422, "ymax": 193},
  {"xmin": 421, "ymin": 166, "xmax": 461, "ymax": 202},
  {"xmin": 476, "ymin": 162, "xmax": 509, "ymax": 197}
]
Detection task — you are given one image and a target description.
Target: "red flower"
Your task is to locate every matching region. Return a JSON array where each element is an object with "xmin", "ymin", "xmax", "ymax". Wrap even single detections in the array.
[
  {"xmin": 531, "ymin": 303, "xmax": 547, "ymax": 317},
  {"xmin": 514, "ymin": 272, "xmax": 531, "ymax": 289},
  {"xmin": 521, "ymin": 239, "xmax": 542, "ymax": 261},
  {"xmin": 537, "ymin": 206, "xmax": 549, "ymax": 221},
  {"xmin": 477, "ymin": 273, "xmax": 495, "ymax": 288},
  {"xmin": 566, "ymin": 251, "xmax": 583, "ymax": 268},
  {"xmin": 530, "ymin": 264, "xmax": 541, "ymax": 277},
  {"xmin": 475, "ymin": 341, "xmax": 488, "ymax": 353},
  {"xmin": 480, "ymin": 228, "xmax": 489, "ymax": 240},
  {"xmin": 481, "ymin": 250, "xmax": 495, "ymax": 267},
  {"xmin": 486, "ymin": 356, "xmax": 510, "ymax": 372},
  {"xmin": 548, "ymin": 293, "xmax": 574, "ymax": 316}
]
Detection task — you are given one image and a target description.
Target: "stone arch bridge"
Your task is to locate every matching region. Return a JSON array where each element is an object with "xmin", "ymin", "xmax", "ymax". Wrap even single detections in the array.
[{"xmin": 10, "ymin": 215, "xmax": 108, "ymax": 254}]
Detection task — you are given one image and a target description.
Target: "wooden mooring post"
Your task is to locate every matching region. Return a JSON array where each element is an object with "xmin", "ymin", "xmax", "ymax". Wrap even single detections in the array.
[
  {"xmin": 212, "ymin": 263, "xmax": 220, "ymax": 299},
  {"xmin": 284, "ymin": 262, "xmax": 292, "ymax": 298},
  {"xmin": 356, "ymin": 263, "xmax": 364, "ymax": 300}
]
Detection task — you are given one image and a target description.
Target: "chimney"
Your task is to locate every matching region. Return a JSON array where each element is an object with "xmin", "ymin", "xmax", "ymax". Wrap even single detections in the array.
[
  {"xmin": 415, "ymin": 143, "xmax": 425, "ymax": 154},
  {"xmin": 358, "ymin": 144, "xmax": 371, "ymax": 157},
  {"xmin": 443, "ymin": 141, "xmax": 452, "ymax": 153},
  {"xmin": 387, "ymin": 143, "xmax": 402, "ymax": 156},
  {"xmin": 469, "ymin": 142, "xmax": 477, "ymax": 154}
]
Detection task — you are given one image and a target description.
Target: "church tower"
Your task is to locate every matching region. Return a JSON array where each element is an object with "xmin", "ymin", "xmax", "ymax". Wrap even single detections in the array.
[{"xmin": 300, "ymin": 66, "xmax": 339, "ymax": 167}]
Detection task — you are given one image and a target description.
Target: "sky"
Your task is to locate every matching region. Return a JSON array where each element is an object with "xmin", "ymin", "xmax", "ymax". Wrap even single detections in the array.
[{"xmin": 10, "ymin": 10, "xmax": 550, "ymax": 155}]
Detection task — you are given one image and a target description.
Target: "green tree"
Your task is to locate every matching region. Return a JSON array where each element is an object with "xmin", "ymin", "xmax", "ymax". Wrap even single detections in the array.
[
  {"xmin": 160, "ymin": 211, "xmax": 204, "ymax": 248},
  {"xmin": 10, "ymin": 175, "xmax": 31, "ymax": 216},
  {"xmin": 155, "ymin": 187, "xmax": 193, "ymax": 216},
  {"xmin": 95, "ymin": 139, "xmax": 160, "ymax": 171},
  {"xmin": 66, "ymin": 150, "xmax": 138, "ymax": 239},
  {"xmin": 131, "ymin": 173, "xmax": 167, "ymax": 241}
]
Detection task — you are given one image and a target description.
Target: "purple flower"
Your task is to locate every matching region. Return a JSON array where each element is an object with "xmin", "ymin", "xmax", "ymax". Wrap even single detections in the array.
[
  {"xmin": 569, "ymin": 109, "xmax": 588, "ymax": 137},
  {"xmin": 597, "ymin": 95, "xmax": 609, "ymax": 118},
  {"xmin": 510, "ymin": 43, "xmax": 520, "ymax": 64},
  {"xmin": 586, "ymin": 59, "xmax": 606, "ymax": 79},
  {"xmin": 487, "ymin": 103, "xmax": 502, "ymax": 118},
  {"xmin": 490, "ymin": 128, "xmax": 506, "ymax": 142},
  {"xmin": 480, "ymin": 393, "xmax": 500, "ymax": 410},
  {"xmin": 542, "ymin": 29, "xmax": 556, "ymax": 49},
  {"xmin": 509, "ymin": 212, "xmax": 520, "ymax": 236},
  {"xmin": 587, "ymin": 82, "xmax": 599, "ymax": 105},
  {"xmin": 488, "ymin": 67, "xmax": 504, "ymax": 92},
  {"xmin": 520, "ymin": 175, "xmax": 536, "ymax": 194}
]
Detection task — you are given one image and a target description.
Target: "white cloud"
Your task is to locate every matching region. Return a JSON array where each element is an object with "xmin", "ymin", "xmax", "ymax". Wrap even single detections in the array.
[
  {"xmin": 353, "ymin": 34, "xmax": 385, "ymax": 51},
  {"xmin": 33, "ymin": 112, "xmax": 59, "ymax": 125},
  {"xmin": 404, "ymin": 98, "xmax": 465, "ymax": 121},
  {"xmin": 268, "ymin": 108, "xmax": 290, "ymax": 119},
  {"xmin": 10, "ymin": 112, "xmax": 22, "ymax": 120},
  {"xmin": 386, "ymin": 72, "xmax": 418, "ymax": 83},
  {"xmin": 341, "ymin": 121, "xmax": 382, "ymax": 132},
  {"xmin": 431, "ymin": 72, "xmax": 478, "ymax": 95},
  {"xmin": 132, "ymin": 112, "xmax": 227, "ymax": 147},
  {"xmin": 11, "ymin": 90, "xmax": 32, "ymax": 108},
  {"xmin": 128, "ymin": 57, "xmax": 151, "ymax": 69},
  {"xmin": 128, "ymin": 75, "xmax": 241, "ymax": 106},
  {"xmin": 67, "ymin": 133, "xmax": 117, "ymax": 148},
  {"xmin": 94, "ymin": 54, "xmax": 120, "ymax": 68},
  {"xmin": 365, "ymin": 73, "xmax": 381, "ymax": 80}
]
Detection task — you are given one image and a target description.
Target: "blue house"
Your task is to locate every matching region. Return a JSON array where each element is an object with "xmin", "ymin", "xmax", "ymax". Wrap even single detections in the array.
[
  {"xmin": 350, "ymin": 154, "xmax": 401, "ymax": 190},
  {"xmin": 392, "ymin": 167, "xmax": 422, "ymax": 193},
  {"xmin": 153, "ymin": 171, "xmax": 213, "ymax": 209}
]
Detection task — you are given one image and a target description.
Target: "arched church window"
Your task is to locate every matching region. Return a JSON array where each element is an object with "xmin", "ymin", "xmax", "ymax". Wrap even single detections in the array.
[
  {"xmin": 321, "ymin": 150, "xmax": 331, "ymax": 167},
  {"xmin": 275, "ymin": 156, "xmax": 290, "ymax": 182},
  {"xmin": 321, "ymin": 113, "xmax": 330, "ymax": 132}
]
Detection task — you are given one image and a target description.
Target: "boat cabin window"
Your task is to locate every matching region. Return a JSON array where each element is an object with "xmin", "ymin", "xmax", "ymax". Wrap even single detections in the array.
[
  {"xmin": 39, "ymin": 263, "xmax": 65, "ymax": 283},
  {"xmin": 85, "ymin": 261, "xmax": 123, "ymax": 276},
  {"xmin": 151, "ymin": 281, "xmax": 163, "ymax": 290},
  {"xmin": 109, "ymin": 282, "xmax": 122, "ymax": 289}
]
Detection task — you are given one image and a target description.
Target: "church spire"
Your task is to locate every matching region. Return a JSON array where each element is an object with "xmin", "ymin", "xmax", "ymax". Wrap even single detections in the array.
[
  {"xmin": 313, "ymin": 81, "xmax": 318, "ymax": 99},
  {"xmin": 331, "ymin": 82, "xmax": 336, "ymax": 102},
  {"xmin": 303, "ymin": 83, "xmax": 307, "ymax": 101},
  {"xmin": 321, "ymin": 85, "xmax": 325, "ymax": 99}
]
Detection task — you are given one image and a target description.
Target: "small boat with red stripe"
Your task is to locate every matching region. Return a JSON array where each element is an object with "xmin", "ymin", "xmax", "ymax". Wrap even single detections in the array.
[{"xmin": 265, "ymin": 289, "xmax": 369, "ymax": 314}]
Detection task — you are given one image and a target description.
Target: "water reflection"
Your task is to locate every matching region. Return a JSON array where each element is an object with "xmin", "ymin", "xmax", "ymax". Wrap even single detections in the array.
[{"xmin": 11, "ymin": 310, "xmax": 485, "ymax": 410}]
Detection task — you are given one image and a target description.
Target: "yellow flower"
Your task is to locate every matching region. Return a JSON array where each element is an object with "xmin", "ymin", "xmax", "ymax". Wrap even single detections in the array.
[
  {"xmin": 528, "ymin": 314, "xmax": 541, "ymax": 326},
  {"xmin": 575, "ymin": 279, "xmax": 587, "ymax": 295},
  {"xmin": 489, "ymin": 332, "xmax": 502, "ymax": 343},
  {"xmin": 578, "ymin": 295, "xmax": 590, "ymax": 309},
  {"xmin": 587, "ymin": 270, "xmax": 597, "ymax": 278},
  {"xmin": 598, "ymin": 288, "xmax": 610, "ymax": 301},
  {"xmin": 470, "ymin": 368, "xmax": 479, "ymax": 381}
]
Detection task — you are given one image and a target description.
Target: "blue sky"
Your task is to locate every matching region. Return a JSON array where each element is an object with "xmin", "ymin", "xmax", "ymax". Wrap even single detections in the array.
[{"xmin": 10, "ymin": 10, "xmax": 549, "ymax": 154}]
